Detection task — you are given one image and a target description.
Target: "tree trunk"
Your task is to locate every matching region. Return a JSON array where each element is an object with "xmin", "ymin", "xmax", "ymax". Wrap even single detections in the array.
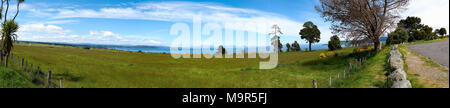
[
  {"xmin": 374, "ymin": 36, "xmax": 382, "ymax": 51},
  {"xmin": 309, "ymin": 42, "xmax": 312, "ymax": 52},
  {"xmin": 4, "ymin": 53, "xmax": 8, "ymax": 67}
]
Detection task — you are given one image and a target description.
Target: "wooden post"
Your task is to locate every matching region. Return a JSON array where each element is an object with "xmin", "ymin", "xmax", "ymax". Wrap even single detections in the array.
[
  {"xmin": 21, "ymin": 58, "xmax": 24, "ymax": 67},
  {"xmin": 329, "ymin": 73, "xmax": 332, "ymax": 87},
  {"xmin": 47, "ymin": 70, "xmax": 52, "ymax": 88},
  {"xmin": 30, "ymin": 64, "xmax": 33, "ymax": 73},
  {"xmin": 313, "ymin": 79, "xmax": 317, "ymax": 88},
  {"xmin": 17, "ymin": 56, "xmax": 19, "ymax": 66},
  {"xmin": 37, "ymin": 66, "xmax": 40, "ymax": 75},
  {"xmin": 24, "ymin": 61, "xmax": 27, "ymax": 71},
  {"xmin": 337, "ymin": 73, "xmax": 340, "ymax": 80},
  {"xmin": 348, "ymin": 63, "xmax": 352, "ymax": 73},
  {"xmin": 343, "ymin": 69, "xmax": 346, "ymax": 78},
  {"xmin": 59, "ymin": 78, "xmax": 64, "ymax": 88}
]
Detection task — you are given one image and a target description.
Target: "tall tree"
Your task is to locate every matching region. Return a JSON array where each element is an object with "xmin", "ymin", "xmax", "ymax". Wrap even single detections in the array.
[
  {"xmin": 398, "ymin": 16, "xmax": 423, "ymax": 42},
  {"xmin": 1, "ymin": 0, "xmax": 24, "ymax": 67},
  {"xmin": 421, "ymin": 25, "xmax": 434, "ymax": 40},
  {"xmin": 439, "ymin": 28, "xmax": 447, "ymax": 36},
  {"xmin": 285, "ymin": 43, "xmax": 291, "ymax": 52},
  {"xmin": 299, "ymin": 21, "xmax": 320, "ymax": 52},
  {"xmin": 217, "ymin": 45, "xmax": 226, "ymax": 55},
  {"xmin": 316, "ymin": 0, "xmax": 410, "ymax": 51},
  {"xmin": 269, "ymin": 25, "xmax": 283, "ymax": 53}
]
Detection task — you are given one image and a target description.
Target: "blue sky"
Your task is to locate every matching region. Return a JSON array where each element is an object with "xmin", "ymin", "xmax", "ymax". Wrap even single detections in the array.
[{"xmin": 15, "ymin": 0, "xmax": 449, "ymax": 46}]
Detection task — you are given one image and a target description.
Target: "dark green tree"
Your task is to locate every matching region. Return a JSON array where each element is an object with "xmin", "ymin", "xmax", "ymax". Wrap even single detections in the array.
[
  {"xmin": 328, "ymin": 35, "xmax": 342, "ymax": 51},
  {"xmin": 285, "ymin": 43, "xmax": 291, "ymax": 52},
  {"xmin": 387, "ymin": 29, "xmax": 409, "ymax": 45},
  {"xmin": 398, "ymin": 16, "xmax": 423, "ymax": 42},
  {"xmin": 217, "ymin": 45, "xmax": 226, "ymax": 55},
  {"xmin": 439, "ymin": 28, "xmax": 447, "ymax": 36},
  {"xmin": 412, "ymin": 29, "xmax": 426, "ymax": 41},
  {"xmin": 291, "ymin": 41, "xmax": 301, "ymax": 51},
  {"xmin": 422, "ymin": 25, "xmax": 434, "ymax": 40},
  {"xmin": 299, "ymin": 21, "xmax": 320, "ymax": 51}
]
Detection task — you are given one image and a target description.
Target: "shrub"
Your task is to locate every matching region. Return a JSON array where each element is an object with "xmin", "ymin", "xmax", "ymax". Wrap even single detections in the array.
[
  {"xmin": 320, "ymin": 52, "xmax": 336, "ymax": 59},
  {"xmin": 83, "ymin": 47, "xmax": 90, "ymax": 50},
  {"xmin": 387, "ymin": 29, "xmax": 409, "ymax": 45},
  {"xmin": 328, "ymin": 35, "xmax": 342, "ymax": 51},
  {"xmin": 353, "ymin": 46, "xmax": 374, "ymax": 53},
  {"xmin": 320, "ymin": 53, "xmax": 327, "ymax": 59}
]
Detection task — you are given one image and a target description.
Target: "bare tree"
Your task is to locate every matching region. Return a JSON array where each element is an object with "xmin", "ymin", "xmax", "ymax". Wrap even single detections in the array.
[
  {"xmin": 269, "ymin": 25, "xmax": 283, "ymax": 53},
  {"xmin": 315, "ymin": 0, "xmax": 410, "ymax": 51}
]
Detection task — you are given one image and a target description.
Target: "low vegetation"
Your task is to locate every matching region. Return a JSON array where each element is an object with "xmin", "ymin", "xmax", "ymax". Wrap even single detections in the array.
[
  {"xmin": 0, "ymin": 66, "xmax": 35, "ymax": 88},
  {"xmin": 11, "ymin": 42, "xmax": 391, "ymax": 88}
]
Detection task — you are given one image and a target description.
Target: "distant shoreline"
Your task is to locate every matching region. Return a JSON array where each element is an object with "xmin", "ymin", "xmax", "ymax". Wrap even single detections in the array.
[{"xmin": 18, "ymin": 37, "xmax": 387, "ymax": 54}]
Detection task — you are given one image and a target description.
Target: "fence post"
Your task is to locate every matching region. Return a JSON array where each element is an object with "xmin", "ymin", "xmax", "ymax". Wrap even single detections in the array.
[
  {"xmin": 343, "ymin": 69, "xmax": 346, "ymax": 78},
  {"xmin": 30, "ymin": 64, "xmax": 33, "ymax": 73},
  {"xmin": 17, "ymin": 56, "xmax": 19, "ymax": 66},
  {"xmin": 349, "ymin": 61, "xmax": 352, "ymax": 72},
  {"xmin": 329, "ymin": 73, "xmax": 332, "ymax": 87},
  {"xmin": 47, "ymin": 70, "xmax": 52, "ymax": 88},
  {"xmin": 25, "ymin": 61, "xmax": 28, "ymax": 71},
  {"xmin": 313, "ymin": 79, "xmax": 317, "ymax": 88},
  {"xmin": 337, "ymin": 73, "xmax": 340, "ymax": 80},
  {"xmin": 21, "ymin": 58, "xmax": 24, "ymax": 67},
  {"xmin": 59, "ymin": 78, "xmax": 64, "ymax": 88},
  {"xmin": 37, "ymin": 66, "xmax": 40, "ymax": 75}
]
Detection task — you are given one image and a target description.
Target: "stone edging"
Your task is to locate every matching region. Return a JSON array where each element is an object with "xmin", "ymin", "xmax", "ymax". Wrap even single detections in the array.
[{"xmin": 388, "ymin": 45, "xmax": 412, "ymax": 88}]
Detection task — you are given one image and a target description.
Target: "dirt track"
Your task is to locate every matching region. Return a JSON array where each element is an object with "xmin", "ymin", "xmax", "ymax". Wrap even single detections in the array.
[{"xmin": 408, "ymin": 41, "xmax": 449, "ymax": 68}]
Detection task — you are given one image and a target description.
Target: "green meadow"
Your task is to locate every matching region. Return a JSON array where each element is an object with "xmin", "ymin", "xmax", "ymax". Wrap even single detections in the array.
[{"xmin": 8, "ymin": 43, "xmax": 390, "ymax": 88}]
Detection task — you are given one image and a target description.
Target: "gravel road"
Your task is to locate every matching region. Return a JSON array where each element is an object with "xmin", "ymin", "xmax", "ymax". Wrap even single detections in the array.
[{"xmin": 408, "ymin": 41, "xmax": 449, "ymax": 68}]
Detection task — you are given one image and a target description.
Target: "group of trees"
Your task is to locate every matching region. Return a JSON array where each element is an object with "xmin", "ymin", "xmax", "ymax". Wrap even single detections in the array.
[
  {"xmin": 316, "ymin": 0, "xmax": 410, "ymax": 51},
  {"xmin": 276, "ymin": 0, "xmax": 435, "ymax": 53},
  {"xmin": 271, "ymin": 21, "xmax": 341, "ymax": 52},
  {"xmin": 285, "ymin": 41, "xmax": 301, "ymax": 52},
  {"xmin": 1, "ymin": 0, "xmax": 25, "ymax": 67},
  {"xmin": 387, "ymin": 16, "xmax": 448, "ymax": 45}
]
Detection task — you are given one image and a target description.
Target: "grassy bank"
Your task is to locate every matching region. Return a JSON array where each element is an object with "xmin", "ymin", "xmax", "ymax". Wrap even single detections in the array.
[
  {"xmin": 0, "ymin": 66, "xmax": 35, "ymax": 88},
  {"xmin": 11, "ymin": 43, "xmax": 389, "ymax": 88}
]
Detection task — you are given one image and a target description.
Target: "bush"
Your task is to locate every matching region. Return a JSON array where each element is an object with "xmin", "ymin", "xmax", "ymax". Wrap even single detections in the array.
[
  {"xmin": 387, "ymin": 29, "xmax": 409, "ymax": 45},
  {"xmin": 320, "ymin": 52, "xmax": 337, "ymax": 59},
  {"xmin": 320, "ymin": 53, "xmax": 327, "ymax": 59},
  {"xmin": 353, "ymin": 46, "xmax": 374, "ymax": 53},
  {"xmin": 328, "ymin": 35, "xmax": 342, "ymax": 51}
]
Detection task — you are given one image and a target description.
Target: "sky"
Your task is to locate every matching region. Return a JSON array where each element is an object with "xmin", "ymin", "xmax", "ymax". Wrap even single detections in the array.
[{"xmin": 12, "ymin": 0, "xmax": 450, "ymax": 46}]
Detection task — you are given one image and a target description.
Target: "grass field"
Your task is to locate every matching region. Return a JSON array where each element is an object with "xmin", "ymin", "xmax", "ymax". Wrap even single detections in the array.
[{"xmin": 8, "ymin": 43, "xmax": 390, "ymax": 88}]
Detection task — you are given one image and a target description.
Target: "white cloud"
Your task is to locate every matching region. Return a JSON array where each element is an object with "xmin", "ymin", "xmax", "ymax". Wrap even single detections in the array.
[
  {"xmin": 25, "ymin": 1, "xmax": 304, "ymax": 37},
  {"xmin": 19, "ymin": 27, "xmax": 163, "ymax": 46},
  {"xmin": 19, "ymin": 23, "xmax": 71, "ymax": 34},
  {"xmin": 405, "ymin": 0, "xmax": 449, "ymax": 30},
  {"xmin": 90, "ymin": 30, "xmax": 122, "ymax": 39}
]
